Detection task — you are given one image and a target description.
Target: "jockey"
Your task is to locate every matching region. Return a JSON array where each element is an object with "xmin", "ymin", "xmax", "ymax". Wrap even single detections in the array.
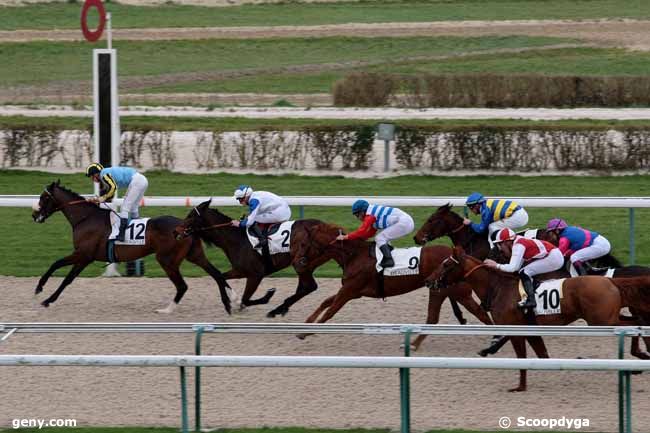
[
  {"xmin": 335, "ymin": 199, "xmax": 415, "ymax": 268},
  {"xmin": 463, "ymin": 192, "xmax": 529, "ymax": 241},
  {"xmin": 85, "ymin": 163, "xmax": 148, "ymax": 242},
  {"xmin": 546, "ymin": 218, "xmax": 612, "ymax": 275},
  {"xmin": 231, "ymin": 185, "xmax": 291, "ymax": 249},
  {"xmin": 484, "ymin": 228, "xmax": 564, "ymax": 309}
]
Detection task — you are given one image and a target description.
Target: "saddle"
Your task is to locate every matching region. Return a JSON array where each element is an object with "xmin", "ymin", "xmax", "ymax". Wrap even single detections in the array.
[{"xmin": 246, "ymin": 222, "xmax": 282, "ymax": 238}]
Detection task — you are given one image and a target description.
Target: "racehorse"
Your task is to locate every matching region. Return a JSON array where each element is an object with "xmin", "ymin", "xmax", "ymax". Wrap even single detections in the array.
[
  {"xmin": 31, "ymin": 181, "xmax": 233, "ymax": 314},
  {"xmin": 426, "ymin": 245, "xmax": 650, "ymax": 391},
  {"xmin": 291, "ymin": 222, "xmax": 493, "ymax": 345},
  {"xmin": 173, "ymin": 199, "xmax": 333, "ymax": 317}
]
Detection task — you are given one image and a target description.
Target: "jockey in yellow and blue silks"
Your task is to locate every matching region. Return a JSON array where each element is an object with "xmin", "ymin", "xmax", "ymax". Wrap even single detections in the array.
[
  {"xmin": 462, "ymin": 192, "xmax": 529, "ymax": 240},
  {"xmin": 86, "ymin": 163, "xmax": 149, "ymax": 242}
]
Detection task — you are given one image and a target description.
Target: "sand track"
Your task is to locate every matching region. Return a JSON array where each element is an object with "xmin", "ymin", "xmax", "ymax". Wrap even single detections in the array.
[{"xmin": 1, "ymin": 276, "xmax": 648, "ymax": 431}]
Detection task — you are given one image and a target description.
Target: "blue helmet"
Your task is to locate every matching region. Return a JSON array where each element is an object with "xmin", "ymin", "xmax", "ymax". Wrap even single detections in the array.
[
  {"xmin": 465, "ymin": 192, "xmax": 485, "ymax": 206},
  {"xmin": 351, "ymin": 199, "xmax": 369, "ymax": 215}
]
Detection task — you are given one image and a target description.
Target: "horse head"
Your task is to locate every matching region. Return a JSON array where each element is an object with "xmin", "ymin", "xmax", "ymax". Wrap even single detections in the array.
[
  {"xmin": 175, "ymin": 199, "xmax": 212, "ymax": 239},
  {"xmin": 414, "ymin": 203, "xmax": 465, "ymax": 245},
  {"xmin": 32, "ymin": 180, "xmax": 64, "ymax": 223},
  {"xmin": 425, "ymin": 245, "xmax": 475, "ymax": 290},
  {"xmin": 292, "ymin": 223, "xmax": 342, "ymax": 273}
]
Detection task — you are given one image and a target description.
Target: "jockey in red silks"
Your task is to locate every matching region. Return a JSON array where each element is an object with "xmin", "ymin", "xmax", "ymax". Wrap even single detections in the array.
[
  {"xmin": 484, "ymin": 228, "xmax": 564, "ymax": 309},
  {"xmin": 546, "ymin": 218, "xmax": 611, "ymax": 275},
  {"xmin": 335, "ymin": 199, "xmax": 414, "ymax": 268}
]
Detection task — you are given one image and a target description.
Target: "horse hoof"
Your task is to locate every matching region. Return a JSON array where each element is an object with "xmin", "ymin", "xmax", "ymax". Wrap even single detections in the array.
[
  {"xmin": 508, "ymin": 386, "xmax": 526, "ymax": 393},
  {"xmin": 633, "ymin": 352, "xmax": 650, "ymax": 360},
  {"xmin": 631, "ymin": 370, "xmax": 644, "ymax": 375},
  {"xmin": 296, "ymin": 334, "xmax": 307, "ymax": 340},
  {"xmin": 41, "ymin": 301, "xmax": 50, "ymax": 308},
  {"xmin": 478, "ymin": 350, "xmax": 489, "ymax": 358},
  {"xmin": 35, "ymin": 286, "xmax": 43, "ymax": 295},
  {"xmin": 266, "ymin": 311, "xmax": 277, "ymax": 318}
]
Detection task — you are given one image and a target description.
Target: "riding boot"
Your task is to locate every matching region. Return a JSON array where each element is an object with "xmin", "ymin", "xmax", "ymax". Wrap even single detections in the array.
[
  {"xmin": 251, "ymin": 223, "xmax": 268, "ymax": 250},
  {"xmin": 117, "ymin": 218, "xmax": 128, "ymax": 242},
  {"xmin": 573, "ymin": 261, "xmax": 587, "ymax": 276},
  {"xmin": 379, "ymin": 244, "xmax": 395, "ymax": 268},
  {"xmin": 517, "ymin": 270, "xmax": 537, "ymax": 309}
]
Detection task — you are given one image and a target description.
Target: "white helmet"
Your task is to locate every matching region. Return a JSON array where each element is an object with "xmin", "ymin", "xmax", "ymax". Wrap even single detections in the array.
[{"xmin": 233, "ymin": 185, "xmax": 253, "ymax": 200}]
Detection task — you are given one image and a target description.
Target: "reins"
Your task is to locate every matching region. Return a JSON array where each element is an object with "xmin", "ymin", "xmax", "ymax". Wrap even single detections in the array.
[
  {"xmin": 194, "ymin": 222, "xmax": 233, "ymax": 232},
  {"xmin": 463, "ymin": 263, "xmax": 490, "ymax": 278}
]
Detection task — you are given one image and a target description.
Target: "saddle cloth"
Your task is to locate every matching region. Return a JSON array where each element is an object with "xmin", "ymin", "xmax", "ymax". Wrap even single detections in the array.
[
  {"xmin": 518, "ymin": 278, "xmax": 565, "ymax": 316},
  {"xmin": 247, "ymin": 221, "xmax": 294, "ymax": 255},
  {"xmin": 109, "ymin": 212, "xmax": 149, "ymax": 245},
  {"xmin": 375, "ymin": 245, "xmax": 422, "ymax": 276}
]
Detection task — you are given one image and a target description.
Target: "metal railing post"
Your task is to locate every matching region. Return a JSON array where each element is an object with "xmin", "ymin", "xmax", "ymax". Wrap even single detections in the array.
[
  {"xmin": 400, "ymin": 327, "xmax": 413, "ymax": 433},
  {"xmin": 618, "ymin": 332, "xmax": 624, "ymax": 433},
  {"xmin": 180, "ymin": 366, "xmax": 189, "ymax": 433},
  {"xmin": 625, "ymin": 371, "xmax": 632, "ymax": 433},
  {"xmin": 299, "ymin": 205, "xmax": 304, "ymax": 219},
  {"xmin": 629, "ymin": 208, "xmax": 636, "ymax": 265},
  {"xmin": 194, "ymin": 326, "xmax": 205, "ymax": 432}
]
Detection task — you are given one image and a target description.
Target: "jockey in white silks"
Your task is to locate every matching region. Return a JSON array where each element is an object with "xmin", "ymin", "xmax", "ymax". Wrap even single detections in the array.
[{"xmin": 231, "ymin": 185, "xmax": 291, "ymax": 249}]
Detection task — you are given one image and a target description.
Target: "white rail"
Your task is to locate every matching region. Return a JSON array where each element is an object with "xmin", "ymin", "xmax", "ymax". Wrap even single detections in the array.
[
  {"xmin": 1, "ymin": 323, "xmax": 649, "ymax": 337},
  {"xmin": 1, "ymin": 354, "xmax": 649, "ymax": 371},
  {"xmin": 4, "ymin": 195, "xmax": 650, "ymax": 208}
]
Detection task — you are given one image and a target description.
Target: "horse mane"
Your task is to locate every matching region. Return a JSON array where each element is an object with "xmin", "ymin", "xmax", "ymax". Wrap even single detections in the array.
[
  {"xmin": 51, "ymin": 183, "xmax": 87, "ymax": 202},
  {"xmin": 205, "ymin": 206, "xmax": 232, "ymax": 224}
]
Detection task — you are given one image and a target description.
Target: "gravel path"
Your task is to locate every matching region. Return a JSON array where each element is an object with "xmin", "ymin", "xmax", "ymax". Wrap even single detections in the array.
[{"xmin": 1, "ymin": 276, "xmax": 648, "ymax": 431}]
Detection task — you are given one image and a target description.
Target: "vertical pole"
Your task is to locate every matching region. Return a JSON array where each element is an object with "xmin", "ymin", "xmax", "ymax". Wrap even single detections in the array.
[
  {"xmin": 625, "ymin": 371, "xmax": 632, "ymax": 433},
  {"xmin": 106, "ymin": 12, "xmax": 112, "ymax": 50},
  {"xmin": 400, "ymin": 329, "xmax": 412, "ymax": 433},
  {"xmin": 299, "ymin": 205, "xmax": 304, "ymax": 219},
  {"xmin": 629, "ymin": 208, "xmax": 636, "ymax": 265},
  {"xmin": 180, "ymin": 366, "xmax": 189, "ymax": 433},
  {"xmin": 194, "ymin": 327, "xmax": 204, "ymax": 432},
  {"xmin": 618, "ymin": 333, "xmax": 625, "ymax": 433},
  {"xmin": 384, "ymin": 139, "xmax": 390, "ymax": 172}
]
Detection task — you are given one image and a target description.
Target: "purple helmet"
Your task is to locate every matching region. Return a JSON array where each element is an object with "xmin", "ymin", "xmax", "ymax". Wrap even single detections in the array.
[{"xmin": 547, "ymin": 218, "xmax": 568, "ymax": 231}]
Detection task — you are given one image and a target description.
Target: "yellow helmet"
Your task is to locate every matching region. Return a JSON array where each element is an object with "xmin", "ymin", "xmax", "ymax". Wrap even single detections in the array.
[{"xmin": 85, "ymin": 162, "xmax": 104, "ymax": 177}]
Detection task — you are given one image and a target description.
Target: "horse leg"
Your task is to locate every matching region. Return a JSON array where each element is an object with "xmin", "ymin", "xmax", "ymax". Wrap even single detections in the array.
[
  {"xmin": 527, "ymin": 336, "xmax": 550, "ymax": 358},
  {"xmin": 41, "ymin": 259, "xmax": 91, "ymax": 307},
  {"xmin": 35, "ymin": 252, "xmax": 80, "ymax": 294},
  {"xmin": 238, "ymin": 275, "xmax": 265, "ymax": 308},
  {"xmin": 185, "ymin": 247, "xmax": 234, "ymax": 315},
  {"xmin": 296, "ymin": 295, "xmax": 335, "ymax": 340},
  {"xmin": 411, "ymin": 290, "xmax": 445, "ymax": 352},
  {"xmin": 618, "ymin": 316, "xmax": 650, "ymax": 360},
  {"xmin": 509, "ymin": 336, "xmax": 528, "ymax": 392},
  {"xmin": 268, "ymin": 273, "xmax": 318, "ymax": 318},
  {"xmin": 156, "ymin": 261, "xmax": 188, "ymax": 314}
]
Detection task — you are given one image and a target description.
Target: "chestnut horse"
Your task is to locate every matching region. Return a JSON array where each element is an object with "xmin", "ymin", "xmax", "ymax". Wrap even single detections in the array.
[
  {"xmin": 174, "ymin": 199, "xmax": 334, "ymax": 317},
  {"xmin": 292, "ymin": 223, "xmax": 493, "ymax": 347},
  {"xmin": 31, "ymin": 181, "xmax": 233, "ymax": 314},
  {"xmin": 426, "ymin": 245, "xmax": 650, "ymax": 391}
]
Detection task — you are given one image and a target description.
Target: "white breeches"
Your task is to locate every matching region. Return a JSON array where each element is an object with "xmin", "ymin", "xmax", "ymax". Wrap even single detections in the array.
[
  {"xmin": 375, "ymin": 214, "xmax": 415, "ymax": 247},
  {"xmin": 570, "ymin": 235, "xmax": 611, "ymax": 263},
  {"xmin": 120, "ymin": 173, "xmax": 148, "ymax": 219},
  {"xmin": 488, "ymin": 208, "xmax": 529, "ymax": 235},
  {"xmin": 254, "ymin": 204, "xmax": 292, "ymax": 224},
  {"xmin": 521, "ymin": 248, "xmax": 564, "ymax": 277}
]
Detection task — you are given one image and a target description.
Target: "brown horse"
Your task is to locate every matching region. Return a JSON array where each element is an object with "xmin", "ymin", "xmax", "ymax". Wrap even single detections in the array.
[
  {"xmin": 174, "ymin": 199, "xmax": 335, "ymax": 317},
  {"xmin": 426, "ymin": 245, "xmax": 650, "ymax": 391},
  {"xmin": 31, "ymin": 181, "xmax": 233, "ymax": 314},
  {"xmin": 291, "ymin": 223, "xmax": 493, "ymax": 346}
]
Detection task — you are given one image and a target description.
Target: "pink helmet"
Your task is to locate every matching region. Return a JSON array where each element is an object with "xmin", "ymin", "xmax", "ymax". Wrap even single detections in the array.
[
  {"xmin": 547, "ymin": 218, "xmax": 568, "ymax": 230},
  {"xmin": 493, "ymin": 228, "xmax": 516, "ymax": 243}
]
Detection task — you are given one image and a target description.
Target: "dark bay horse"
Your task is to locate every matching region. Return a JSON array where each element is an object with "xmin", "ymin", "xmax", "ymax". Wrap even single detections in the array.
[
  {"xmin": 31, "ymin": 181, "xmax": 233, "ymax": 314},
  {"xmin": 426, "ymin": 245, "xmax": 650, "ymax": 391},
  {"xmin": 174, "ymin": 199, "xmax": 333, "ymax": 317},
  {"xmin": 291, "ymin": 223, "xmax": 493, "ymax": 347}
]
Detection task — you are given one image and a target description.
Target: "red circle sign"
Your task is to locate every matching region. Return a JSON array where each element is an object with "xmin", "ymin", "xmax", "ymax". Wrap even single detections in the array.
[{"xmin": 80, "ymin": 0, "xmax": 106, "ymax": 42}]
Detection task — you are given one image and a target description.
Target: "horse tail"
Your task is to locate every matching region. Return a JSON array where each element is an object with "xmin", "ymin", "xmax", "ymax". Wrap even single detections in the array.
[{"xmin": 610, "ymin": 276, "xmax": 650, "ymax": 311}]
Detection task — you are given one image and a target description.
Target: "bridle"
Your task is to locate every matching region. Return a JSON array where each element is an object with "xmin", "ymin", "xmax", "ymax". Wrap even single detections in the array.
[
  {"xmin": 38, "ymin": 188, "xmax": 89, "ymax": 220},
  {"xmin": 180, "ymin": 206, "xmax": 232, "ymax": 237}
]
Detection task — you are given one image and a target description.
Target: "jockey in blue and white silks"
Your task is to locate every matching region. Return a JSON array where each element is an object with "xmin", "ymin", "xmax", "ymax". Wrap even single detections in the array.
[
  {"xmin": 335, "ymin": 200, "xmax": 415, "ymax": 268},
  {"xmin": 463, "ymin": 192, "xmax": 529, "ymax": 239},
  {"xmin": 232, "ymin": 185, "xmax": 291, "ymax": 249},
  {"xmin": 86, "ymin": 163, "xmax": 149, "ymax": 242}
]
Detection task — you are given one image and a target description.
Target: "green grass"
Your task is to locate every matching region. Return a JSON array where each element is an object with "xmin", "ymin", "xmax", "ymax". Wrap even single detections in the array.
[
  {"xmin": 3, "ymin": 170, "xmax": 650, "ymax": 278},
  {"xmin": 140, "ymin": 47, "xmax": 650, "ymax": 95},
  {"xmin": 0, "ymin": 36, "xmax": 568, "ymax": 87},
  {"xmin": 0, "ymin": 0, "xmax": 649, "ymax": 30}
]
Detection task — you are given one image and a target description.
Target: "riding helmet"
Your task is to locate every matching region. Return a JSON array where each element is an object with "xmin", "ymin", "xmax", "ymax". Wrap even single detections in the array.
[
  {"xmin": 85, "ymin": 162, "xmax": 104, "ymax": 177},
  {"xmin": 233, "ymin": 185, "xmax": 253, "ymax": 200},
  {"xmin": 465, "ymin": 192, "xmax": 486, "ymax": 206},
  {"xmin": 546, "ymin": 218, "xmax": 568, "ymax": 231},
  {"xmin": 351, "ymin": 199, "xmax": 369, "ymax": 215},
  {"xmin": 493, "ymin": 228, "xmax": 516, "ymax": 243}
]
